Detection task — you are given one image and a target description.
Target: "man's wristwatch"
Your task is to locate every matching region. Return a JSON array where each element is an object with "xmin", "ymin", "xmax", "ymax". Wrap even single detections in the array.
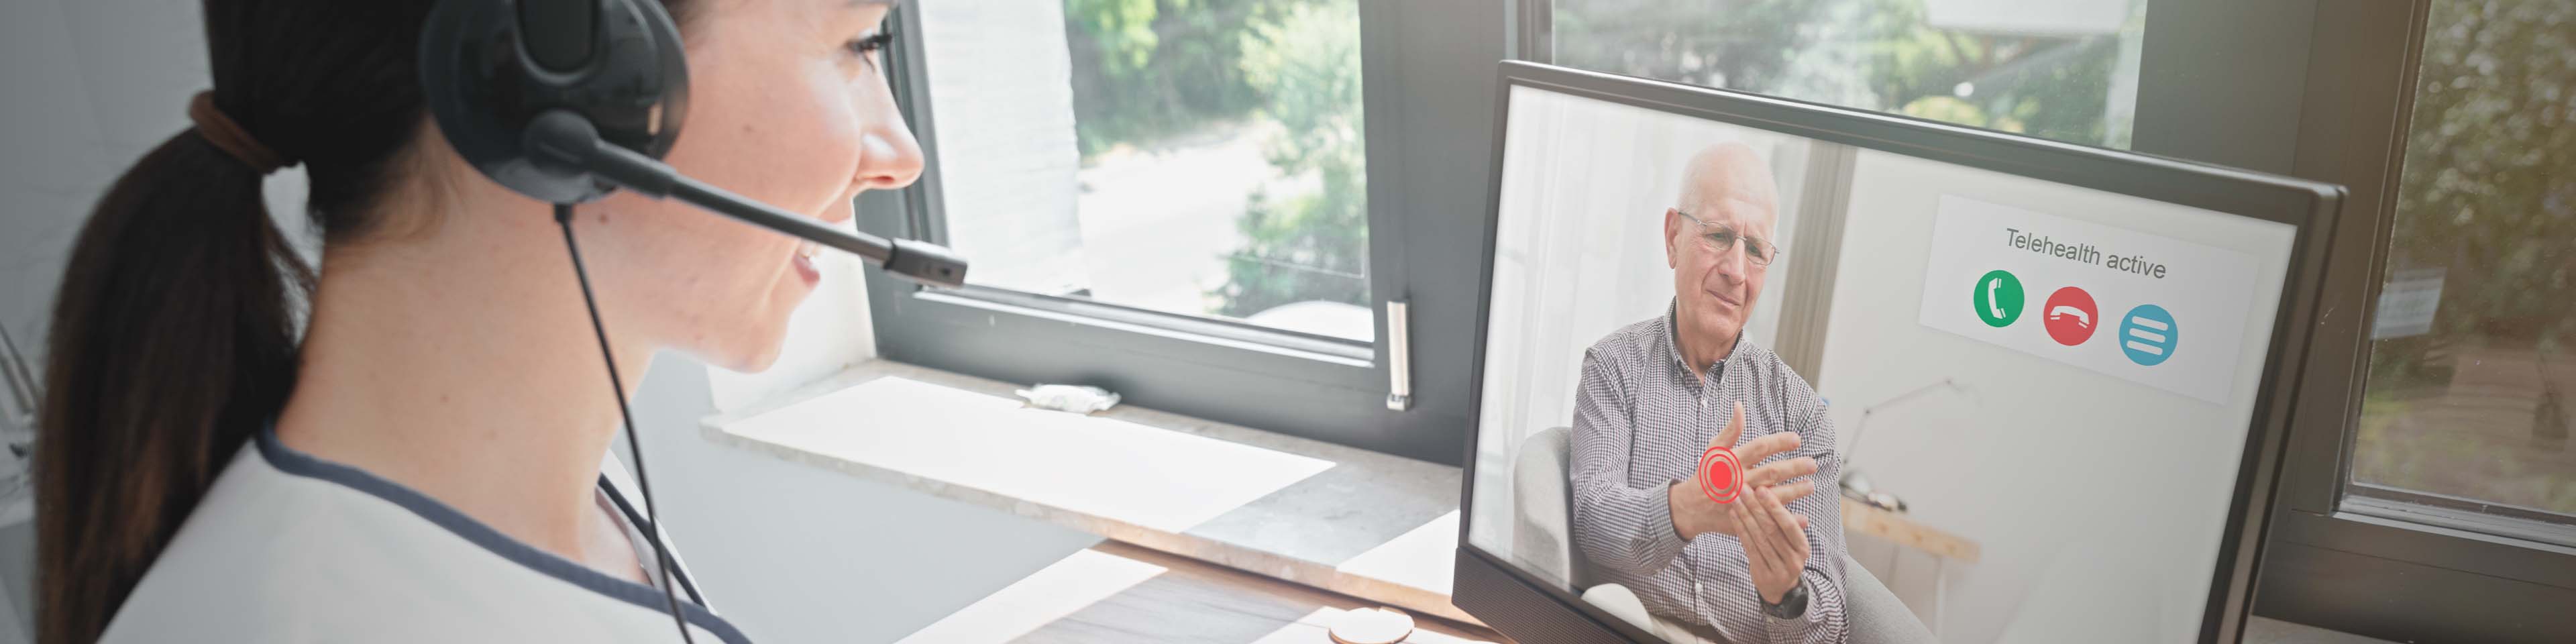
[{"xmin": 1762, "ymin": 578, "xmax": 1810, "ymax": 620}]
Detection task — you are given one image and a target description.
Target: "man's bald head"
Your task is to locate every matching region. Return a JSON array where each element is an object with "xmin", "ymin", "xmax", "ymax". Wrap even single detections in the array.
[{"xmin": 1676, "ymin": 142, "xmax": 1780, "ymax": 223}]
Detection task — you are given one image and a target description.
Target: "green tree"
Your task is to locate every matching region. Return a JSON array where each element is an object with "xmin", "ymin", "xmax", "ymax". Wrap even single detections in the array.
[
  {"xmin": 1210, "ymin": 0, "xmax": 1370, "ymax": 317},
  {"xmin": 1061, "ymin": 0, "xmax": 1372, "ymax": 320},
  {"xmin": 1553, "ymin": 0, "xmax": 1833, "ymax": 92},
  {"xmin": 1063, "ymin": 0, "xmax": 1286, "ymax": 157},
  {"xmin": 2384, "ymin": 1, "xmax": 2576, "ymax": 348},
  {"xmin": 2357, "ymin": 1, "xmax": 2575, "ymax": 514},
  {"xmin": 1859, "ymin": 0, "xmax": 2125, "ymax": 145},
  {"xmin": 1552, "ymin": 0, "xmax": 2129, "ymax": 147},
  {"xmin": 2366, "ymin": 1, "xmax": 2576, "ymax": 403}
]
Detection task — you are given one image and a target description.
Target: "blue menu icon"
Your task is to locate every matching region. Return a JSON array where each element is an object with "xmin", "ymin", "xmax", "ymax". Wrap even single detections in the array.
[{"xmin": 2119, "ymin": 305, "xmax": 2178, "ymax": 366}]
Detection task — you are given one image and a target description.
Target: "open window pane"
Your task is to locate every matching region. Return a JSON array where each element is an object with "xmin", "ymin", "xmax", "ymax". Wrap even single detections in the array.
[
  {"xmin": 2355, "ymin": 0, "xmax": 2575, "ymax": 527},
  {"xmin": 1549, "ymin": 0, "xmax": 2148, "ymax": 149},
  {"xmin": 912, "ymin": 0, "xmax": 1373, "ymax": 341}
]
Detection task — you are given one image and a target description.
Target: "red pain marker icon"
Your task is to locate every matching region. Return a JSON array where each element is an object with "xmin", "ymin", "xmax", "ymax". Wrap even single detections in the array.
[{"xmin": 1698, "ymin": 445, "xmax": 1742, "ymax": 504}]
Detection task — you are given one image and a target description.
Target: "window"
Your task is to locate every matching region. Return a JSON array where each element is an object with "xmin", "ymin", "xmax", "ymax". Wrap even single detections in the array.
[
  {"xmin": 1545, "ymin": 0, "xmax": 2148, "ymax": 149},
  {"xmin": 2352, "ymin": 0, "xmax": 2575, "ymax": 537},
  {"xmin": 916, "ymin": 0, "xmax": 1373, "ymax": 341},
  {"xmin": 865, "ymin": 1, "xmax": 1501, "ymax": 464},
  {"xmin": 2152, "ymin": 0, "xmax": 2576, "ymax": 639},
  {"xmin": 870, "ymin": 1, "xmax": 2566, "ymax": 635}
]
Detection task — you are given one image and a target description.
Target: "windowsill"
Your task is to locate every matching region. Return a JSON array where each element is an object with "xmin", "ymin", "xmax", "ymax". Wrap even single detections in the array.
[
  {"xmin": 702, "ymin": 360, "xmax": 2402, "ymax": 640},
  {"xmin": 700, "ymin": 359, "xmax": 1472, "ymax": 624}
]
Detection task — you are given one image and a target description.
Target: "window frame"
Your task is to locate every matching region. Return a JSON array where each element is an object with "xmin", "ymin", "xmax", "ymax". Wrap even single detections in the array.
[
  {"xmin": 859, "ymin": 1, "xmax": 1509, "ymax": 465},
  {"xmin": 2188, "ymin": 1, "xmax": 2576, "ymax": 641}
]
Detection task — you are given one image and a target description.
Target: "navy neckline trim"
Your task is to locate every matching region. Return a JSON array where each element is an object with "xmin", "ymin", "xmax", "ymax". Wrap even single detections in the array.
[
  {"xmin": 252, "ymin": 425, "xmax": 752, "ymax": 643},
  {"xmin": 596, "ymin": 472, "xmax": 708, "ymax": 607}
]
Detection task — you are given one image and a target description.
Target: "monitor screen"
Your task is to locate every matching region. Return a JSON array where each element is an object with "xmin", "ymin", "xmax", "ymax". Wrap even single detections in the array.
[{"xmin": 1459, "ymin": 64, "xmax": 2329, "ymax": 644}]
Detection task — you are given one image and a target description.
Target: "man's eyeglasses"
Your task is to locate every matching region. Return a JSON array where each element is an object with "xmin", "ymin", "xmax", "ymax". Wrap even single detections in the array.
[{"xmin": 1674, "ymin": 209, "xmax": 1782, "ymax": 266}]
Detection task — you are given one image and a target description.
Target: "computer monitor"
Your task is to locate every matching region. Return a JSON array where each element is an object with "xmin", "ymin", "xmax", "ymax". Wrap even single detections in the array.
[{"xmin": 1453, "ymin": 61, "xmax": 2341, "ymax": 644}]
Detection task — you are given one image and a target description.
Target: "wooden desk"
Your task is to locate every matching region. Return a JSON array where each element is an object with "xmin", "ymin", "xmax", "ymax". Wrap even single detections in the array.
[{"xmin": 1839, "ymin": 496, "xmax": 1980, "ymax": 564}]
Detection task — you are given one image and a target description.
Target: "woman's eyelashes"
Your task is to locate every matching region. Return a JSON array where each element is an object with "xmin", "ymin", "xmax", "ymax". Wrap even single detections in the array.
[{"xmin": 844, "ymin": 32, "xmax": 892, "ymax": 69}]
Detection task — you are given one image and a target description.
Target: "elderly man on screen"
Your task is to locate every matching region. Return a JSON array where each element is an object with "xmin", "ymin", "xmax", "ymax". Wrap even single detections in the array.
[{"xmin": 1569, "ymin": 142, "xmax": 1849, "ymax": 644}]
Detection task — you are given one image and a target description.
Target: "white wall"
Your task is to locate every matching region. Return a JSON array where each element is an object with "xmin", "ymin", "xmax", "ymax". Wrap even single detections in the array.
[
  {"xmin": 1, "ymin": 0, "xmax": 319, "ymax": 374},
  {"xmin": 1464, "ymin": 87, "xmax": 1816, "ymax": 577},
  {"xmin": 1814, "ymin": 149, "xmax": 2297, "ymax": 643},
  {"xmin": 911, "ymin": 0, "xmax": 1091, "ymax": 297},
  {"xmin": 632, "ymin": 356, "xmax": 1100, "ymax": 643},
  {"xmin": 0, "ymin": 2, "xmax": 1098, "ymax": 641}
]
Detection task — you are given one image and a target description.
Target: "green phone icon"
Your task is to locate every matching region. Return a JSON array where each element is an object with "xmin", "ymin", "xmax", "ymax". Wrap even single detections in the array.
[{"xmin": 1974, "ymin": 269, "xmax": 2024, "ymax": 327}]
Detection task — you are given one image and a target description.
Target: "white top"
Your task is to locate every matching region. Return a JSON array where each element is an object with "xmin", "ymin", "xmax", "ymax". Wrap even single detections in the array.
[{"xmin": 97, "ymin": 427, "xmax": 749, "ymax": 643}]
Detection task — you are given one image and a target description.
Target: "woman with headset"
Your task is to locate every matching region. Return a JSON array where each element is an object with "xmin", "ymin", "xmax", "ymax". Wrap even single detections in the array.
[{"xmin": 36, "ymin": 0, "xmax": 920, "ymax": 641}]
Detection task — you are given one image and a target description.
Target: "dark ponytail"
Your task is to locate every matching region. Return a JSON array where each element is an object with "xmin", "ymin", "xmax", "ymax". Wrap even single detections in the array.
[
  {"xmin": 36, "ymin": 127, "xmax": 311, "ymax": 644},
  {"xmin": 34, "ymin": 2, "xmax": 442, "ymax": 641},
  {"xmin": 35, "ymin": 3, "xmax": 700, "ymax": 640}
]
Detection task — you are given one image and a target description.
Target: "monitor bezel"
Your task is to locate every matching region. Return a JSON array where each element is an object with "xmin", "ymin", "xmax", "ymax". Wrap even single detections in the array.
[{"xmin": 1452, "ymin": 60, "xmax": 2345, "ymax": 644}]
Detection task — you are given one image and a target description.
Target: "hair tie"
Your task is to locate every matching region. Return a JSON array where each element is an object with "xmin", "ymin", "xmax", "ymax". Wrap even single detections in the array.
[{"xmin": 186, "ymin": 91, "xmax": 293, "ymax": 175}]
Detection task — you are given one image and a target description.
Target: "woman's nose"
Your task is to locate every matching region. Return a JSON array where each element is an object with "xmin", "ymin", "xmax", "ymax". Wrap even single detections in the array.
[{"xmin": 854, "ymin": 116, "xmax": 924, "ymax": 191}]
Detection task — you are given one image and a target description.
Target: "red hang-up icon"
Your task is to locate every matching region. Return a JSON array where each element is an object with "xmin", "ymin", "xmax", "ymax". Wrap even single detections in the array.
[{"xmin": 2043, "ymin": 286, "xmax": 2098, "ymax": 347}]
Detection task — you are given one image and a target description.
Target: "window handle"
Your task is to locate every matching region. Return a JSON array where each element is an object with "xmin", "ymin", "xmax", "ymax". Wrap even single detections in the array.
[
  {"xmin": 1386, "ymin": 299, "xmax": 1413, "ymax": 411},
  {"xmin": 1, "ymin": 325, "xmax": 38, "ymax": 459}
]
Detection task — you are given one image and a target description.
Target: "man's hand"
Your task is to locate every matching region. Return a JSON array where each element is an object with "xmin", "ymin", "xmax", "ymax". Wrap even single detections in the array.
[
  {"xmin": 1668, "ymin": 401, "xmax": 1817, "ymax": 541},
  {"xmin": 1731, "ymin": 479, "xmax": 1813, "ymax": 604}
]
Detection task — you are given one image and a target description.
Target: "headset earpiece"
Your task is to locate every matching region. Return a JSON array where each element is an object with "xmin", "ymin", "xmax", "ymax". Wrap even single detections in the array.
[{"xmin": 420, "ymin": 0, "xmax": 688, "ymax": 205}]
